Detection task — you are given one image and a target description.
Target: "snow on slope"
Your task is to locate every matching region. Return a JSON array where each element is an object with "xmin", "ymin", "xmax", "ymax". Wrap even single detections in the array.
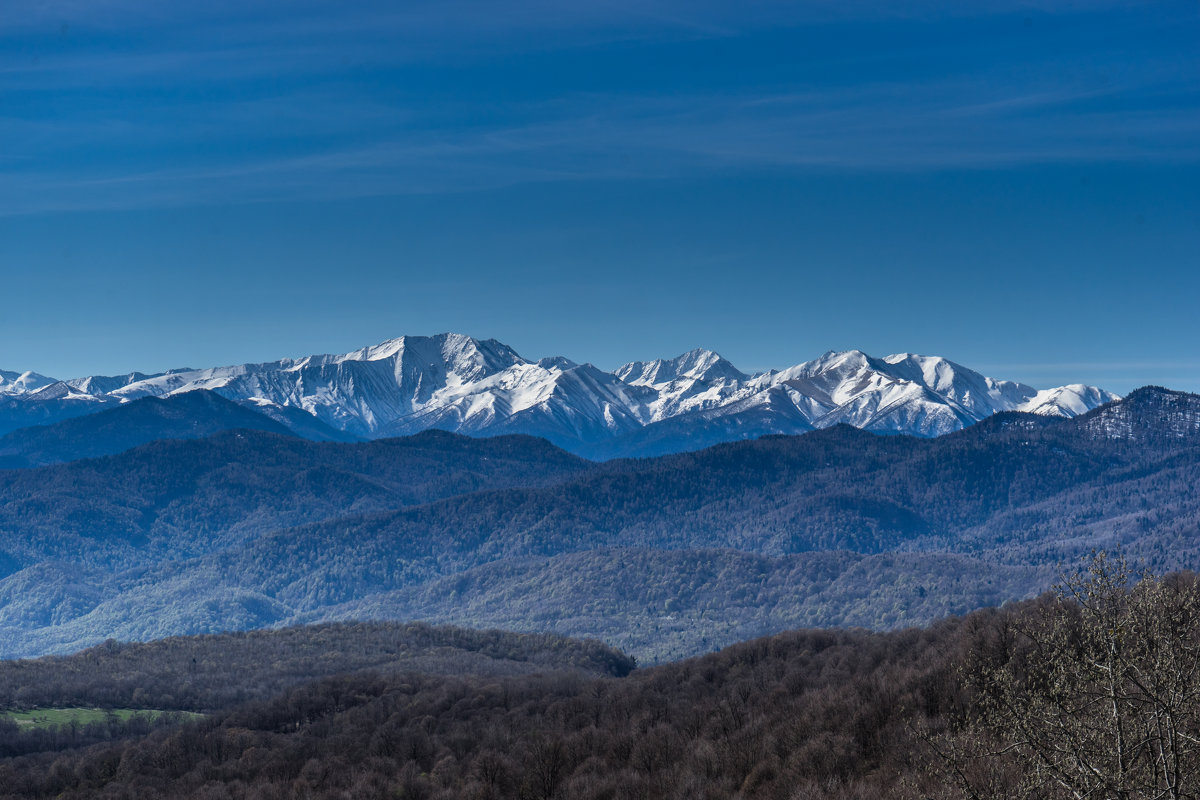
[
  {"xmin": 615, "ymin": 348, "xmax": 751, "ymax": 422},
  {"xmin": 596, "ymin": 348, "xmax": 1121, "ymax": 454},
  {"xmin": 744, "ymin": 350, "xmax": 1118, "ymax": 437},
  {"xmin": 0, "ymin": 370, "xmax": 56, "ymax": 396},
  {"xmin": 376, "ymin": 359, "xmax": 658, "ymax": 448},
  {"xmin": 1, "ymin": 335, "xmax": 1120, "ymax": 454},
  {"xmin": 82, "ymin": 333, "xmax": 524, "ymax": 438},
  {"xmin": 1018, "ymin": 384, "xmax": 1120, "ymax": 417}
]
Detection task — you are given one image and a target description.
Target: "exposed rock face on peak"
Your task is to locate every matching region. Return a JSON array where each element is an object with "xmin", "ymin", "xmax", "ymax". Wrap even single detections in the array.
[
  {"xmin": 592, "ymin": 348, "xmax": 1120, "ymax": 457},
  {"xmin": 0, "ymin": 336, "xmax": 1119, "ymax": 457},
  {"xmin": 616, "ymin": 348, "xmax": 749, "ymax": 387}
]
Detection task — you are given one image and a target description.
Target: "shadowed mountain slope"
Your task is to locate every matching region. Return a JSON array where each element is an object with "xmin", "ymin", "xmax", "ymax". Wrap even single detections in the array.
[
  {"xmin": 0, "ymin": 391, "xmax": 300, "ymax": 468},
  {"xmin": 0, "ymin": 387, "xmax": 1194, "ymax": 661},
  {"xmin": 0, "ymin": 428, "xmax": 591, "ymax": 570}
]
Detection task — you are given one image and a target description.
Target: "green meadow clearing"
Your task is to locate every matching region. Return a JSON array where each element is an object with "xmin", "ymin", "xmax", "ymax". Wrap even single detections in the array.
[{"xmin": 2, "ymin": 708, "xmax": 203, "ymax": 729}]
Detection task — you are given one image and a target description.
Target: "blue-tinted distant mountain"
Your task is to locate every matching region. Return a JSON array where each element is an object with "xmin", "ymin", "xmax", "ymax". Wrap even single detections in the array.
[
  {"xmin": 0, "ymin": 387, "xmax": 122, "ymax": 438},
  {"xmin": 1076, "ymin": 385, "xmax": 1200, "ymax": 443},
  {"xmin": 591, "ymin": 384, "xmax": 818, "ymax": 459},
  {"xmin": 234, "ymin": 398, "xmax": 361, "ymax": 443},
  {"xmin": 0, "ymin": 426, "xmax": 591, "ymax": 572},
  {"xmin": 306, "ymin": 547, "xmax": 1039, "ymax": 663},
  {"xmin": 0, "ymin": 390, "xmax": 301, "ymax": 468},
  {"xmin": 0, "ymin": 334, "xmax": 1118, "ymax": 458},
  {"xmin": 0, "ymin": 387, "xmax": 1194, "ymax": 660}
]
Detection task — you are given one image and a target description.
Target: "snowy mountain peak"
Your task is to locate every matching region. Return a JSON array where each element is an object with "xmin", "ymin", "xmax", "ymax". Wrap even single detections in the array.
[
  {"xmin": 799, "ymin": 349, "xmax": 873, "ymax": 373},
  {"xmin": 616, "ymin": 348, "xmax": 747, "ymax": 387},
  {"xmin": 334, "ymin": 333, "xmax": 525, "ymax": 377},
  {"xmin": 882, "ymin": 353, "xmax": 976, "ymax": 389},
  {"xmin": 66, "ymin": 372, "xmax": 164, "ymax": 396},
  {"xmin": 537, "ymin": 356, "xmax": 579, "ymax": 371},
  {"xmin": 1, "ymin": 335, "xmax": 1120, "ymax": 457},
  {"xmin": 0, "ymin": 370, "xmax": 57, "ymax": 396},
  {"xmin": 1019, "ymin": 384, "xmax": 1121, "ymax": 418},
  {"xmin": 337, "ymin": 336, "xmax": 409, "ymax": 363},
  {"xmin": 752, "ymin": 347, "xmax": 1117, "ymax": 438}
]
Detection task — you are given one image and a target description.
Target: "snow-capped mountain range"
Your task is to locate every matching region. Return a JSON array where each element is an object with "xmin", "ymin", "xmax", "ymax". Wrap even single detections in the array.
[{"xmin": 0, "ymin": 333, "xmax": 1119, "ymax": 458}]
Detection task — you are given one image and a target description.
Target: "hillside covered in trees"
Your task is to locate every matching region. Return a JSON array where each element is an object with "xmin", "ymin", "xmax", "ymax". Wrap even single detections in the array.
[
  {"xmin": 0, "ymin": 622, "xmax": 632, "ymax": 764},
  {"xmin": 0, "ymin": 622, "xmax": 634, "ymax": 713},
  {"xmin": 0, "ymin": 387, "xmax": 1197, "ymax": 660},
  {"xmin": 0, "ymin": 558, "xmax": 1193, "ymax": 799}
]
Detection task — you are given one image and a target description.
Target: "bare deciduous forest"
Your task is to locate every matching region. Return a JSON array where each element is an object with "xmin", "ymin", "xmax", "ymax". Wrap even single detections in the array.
[{"xmin": 0, "ymin": 557, "xmax": 1193, "ymax": 799}]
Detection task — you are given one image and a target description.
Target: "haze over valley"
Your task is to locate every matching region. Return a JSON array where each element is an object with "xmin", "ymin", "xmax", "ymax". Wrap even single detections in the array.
[{"xmin": 0, "ymin": 337, "xmax": 1194, "ymax": 664}]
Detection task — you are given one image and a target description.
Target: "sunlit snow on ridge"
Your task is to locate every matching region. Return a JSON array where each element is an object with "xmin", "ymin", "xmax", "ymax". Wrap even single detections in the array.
[{"xmin": 1, "ymin": 334, "xmax": 1120, "ymax": 453}]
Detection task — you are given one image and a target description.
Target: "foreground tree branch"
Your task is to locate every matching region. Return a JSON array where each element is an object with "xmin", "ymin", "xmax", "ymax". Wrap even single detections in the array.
[{"xmin": 928, "ymin": 553, "xmax": 1200, "ymax": 800}]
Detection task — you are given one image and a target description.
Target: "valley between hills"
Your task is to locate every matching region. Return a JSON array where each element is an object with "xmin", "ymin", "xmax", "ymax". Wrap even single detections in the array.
[
  {"xmin": 0, "ymin": 361, "xmax": 1194, "ymax": 663},
  {"xmin": 0, "ymin": 339, "xmax": 1197, "ymax": 798}
]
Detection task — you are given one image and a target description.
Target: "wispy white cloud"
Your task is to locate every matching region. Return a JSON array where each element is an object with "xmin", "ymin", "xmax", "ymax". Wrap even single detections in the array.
[
  {"xmin": 4, "ymin": 77, "xmax": 1200, "ymax": 216},
  {"xmin": 2, "ymin": 86, "xmax": 1200, "ymax": 214},
  {"xmin": 2, "ymin": 0, "xmax": 1196, "ymax": 215}
]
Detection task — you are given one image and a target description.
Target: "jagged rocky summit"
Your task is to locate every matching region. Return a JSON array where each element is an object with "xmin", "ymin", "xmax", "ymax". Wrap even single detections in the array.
[{"xmin": 0, "ymin": 333, "xmax": 1118, "ymax": 458}]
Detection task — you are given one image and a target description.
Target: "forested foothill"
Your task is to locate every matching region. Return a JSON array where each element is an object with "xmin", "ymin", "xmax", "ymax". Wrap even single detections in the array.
[
  {"xmin": 0, "ymin": 557, "xmax": 1196, "ymax": 799},
  {"xmin": 0, "ymin": 387, "xmax": 1197, "ymax": 660},
  {"xmin": 0, "ymin": 623, "xmax": 631, "ymax": 764},
  {"xmin": 0, "ymin": 622, "xmax": 635, "ymax": 712},
  {"xmin": 0, "ymin": 391, "xmax": 303, "ymax": 469}
]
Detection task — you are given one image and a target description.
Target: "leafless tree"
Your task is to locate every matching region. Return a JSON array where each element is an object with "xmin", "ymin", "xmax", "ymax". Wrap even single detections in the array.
[{"xmin": 942, "ymin": 554, "xmax": 1200, "ymax": 800}]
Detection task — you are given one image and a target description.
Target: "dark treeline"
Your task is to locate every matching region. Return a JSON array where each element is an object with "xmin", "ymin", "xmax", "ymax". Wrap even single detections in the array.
[
  {"xmin": 0, "ymin": 712, "xmax": 192, "ymax": 761},
  {"xmin": 2, "ymin": 560, "xmax": 1198, "ymax": 798},
  {"xmin": 0, "ymin": 619, "xmax": 963, "ymax": 799},
  {"xmin": 0, "ymin": 622, "xmax": 634, "ymax": 713}
]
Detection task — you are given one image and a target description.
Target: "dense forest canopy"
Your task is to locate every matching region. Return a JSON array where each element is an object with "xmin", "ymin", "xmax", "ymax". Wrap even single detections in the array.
[
  {"xmin": 0, "ymin": 558, "xmax": 1196, "ymax": 799},
  {"xmin": 0, "ymin": 387, "xmax": 1197, "ymax": 661}
]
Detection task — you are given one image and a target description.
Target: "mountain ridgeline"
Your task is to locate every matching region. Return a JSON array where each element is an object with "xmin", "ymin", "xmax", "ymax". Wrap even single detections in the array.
[
  {"xmin": 0, "ymin": 385, "xmax": 1195, "ymax": 662},
  {"xmin": 0, "ymin": 333, "xmax": 1117, "ymax": 459},
  {"xmin": 0, "ymin": 391, "xmax": 299, "ymax": 469}
]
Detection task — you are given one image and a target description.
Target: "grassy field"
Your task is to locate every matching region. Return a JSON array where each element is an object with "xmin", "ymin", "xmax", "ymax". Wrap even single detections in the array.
[{"xmin": 2, "ymin": 707, "xmax": 203, "ymax": 729}]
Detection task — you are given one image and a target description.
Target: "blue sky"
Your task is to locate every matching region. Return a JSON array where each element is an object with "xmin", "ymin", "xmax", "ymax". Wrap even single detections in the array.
[{"xmin": 2, "ymin": 0, "xmax": 1198, "ymax": 392}]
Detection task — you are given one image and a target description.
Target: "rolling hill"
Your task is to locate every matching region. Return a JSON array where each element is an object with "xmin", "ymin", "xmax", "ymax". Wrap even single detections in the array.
[{"xmin": 0, "ymin": 387, "xmax": 1193, "ymax": 661}]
